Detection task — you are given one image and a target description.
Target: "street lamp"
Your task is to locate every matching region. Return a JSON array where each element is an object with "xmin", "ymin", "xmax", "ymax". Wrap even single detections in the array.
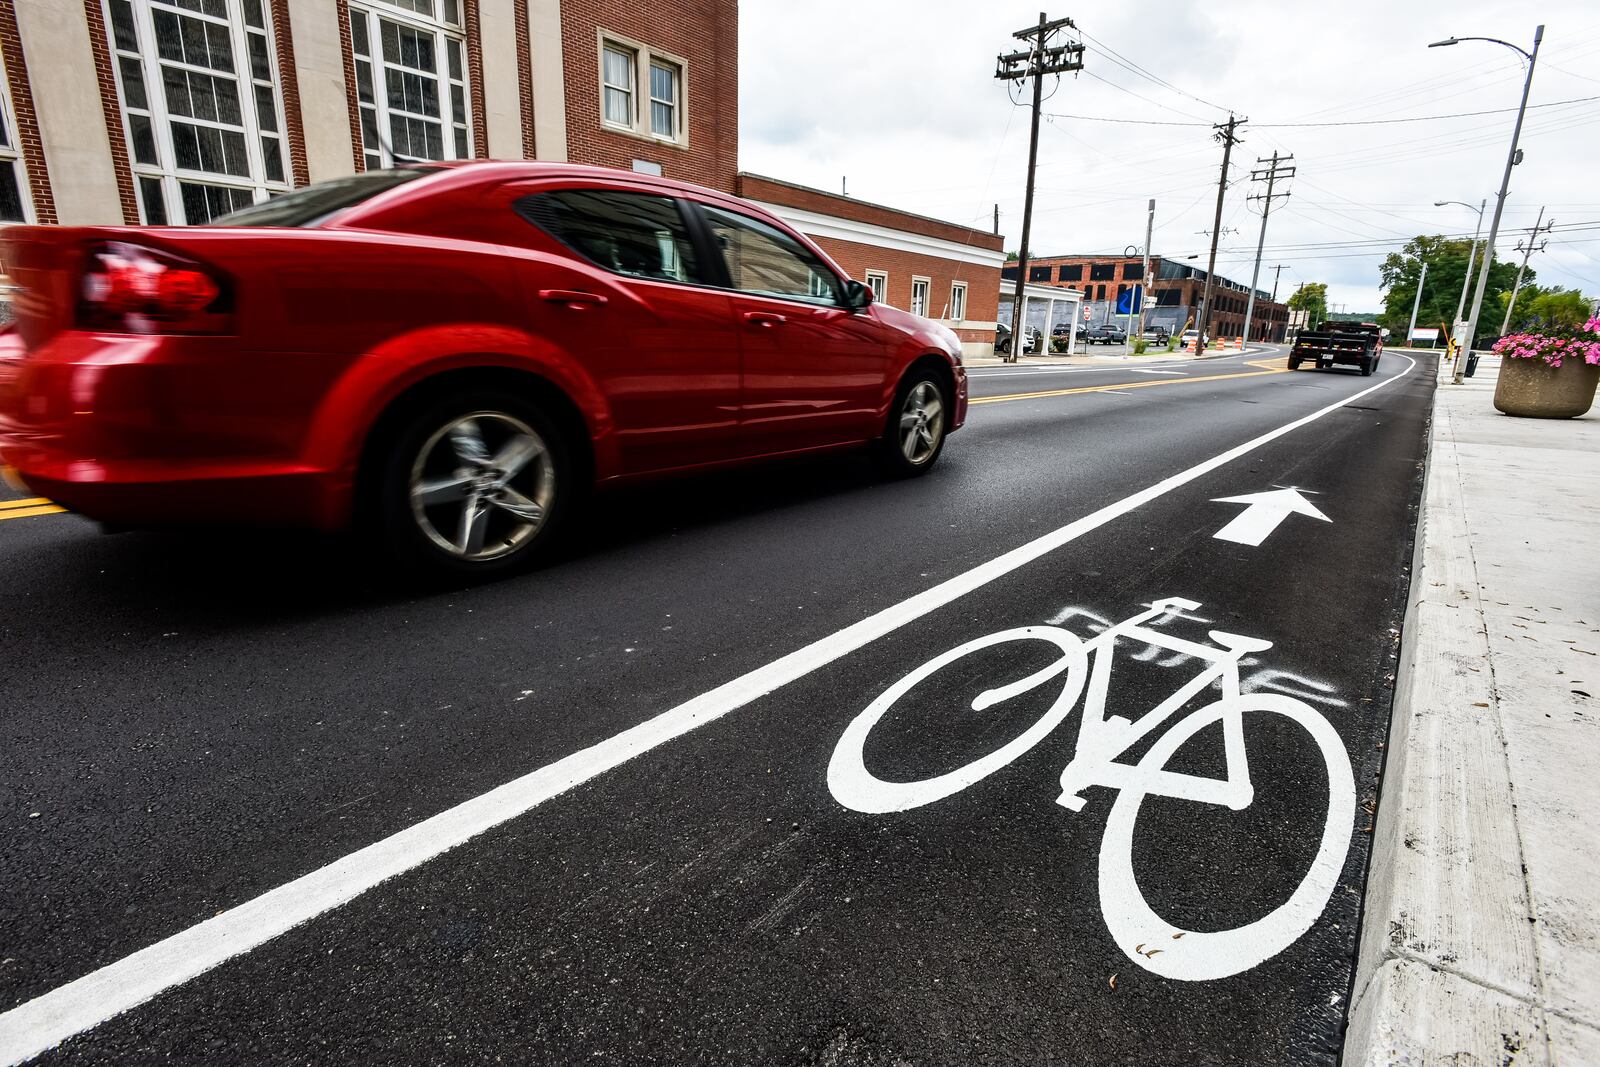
[
  {"xmin": 1429, "ymin": 25, "xmax": 1544, "ymax": 384},
  {"xmin": 1434, "ymin": 198, "xmax": 1487, "ymax": 334}
]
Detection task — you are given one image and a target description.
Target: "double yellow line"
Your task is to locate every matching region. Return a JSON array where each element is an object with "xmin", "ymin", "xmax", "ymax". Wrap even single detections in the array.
[
  {"xmin": 971, "ymin": 357, "xmax": 1288, "ymax": 406},
  {"xmin": 0, "ymin": 496, "xmax": 64, "ymax": 522}
]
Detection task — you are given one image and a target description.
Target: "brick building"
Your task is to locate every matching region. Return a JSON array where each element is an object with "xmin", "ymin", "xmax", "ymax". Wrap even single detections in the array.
[
  {"xmin": 0, "ymin": 0, "xmax": 1008, "ymax": 352},
  {"xmin": 1003, "ymin": 253, "xmax": 1290, "ymax": 342},
  {"xmin": 737, "ymin": 174, "xmax": 1005, "ymax": 356}
]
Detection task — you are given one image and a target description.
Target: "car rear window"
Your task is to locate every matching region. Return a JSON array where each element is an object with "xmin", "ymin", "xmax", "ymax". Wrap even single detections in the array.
[{"xmin": 204, "ymin": 168, "xmax": 438, "ymax": 227}]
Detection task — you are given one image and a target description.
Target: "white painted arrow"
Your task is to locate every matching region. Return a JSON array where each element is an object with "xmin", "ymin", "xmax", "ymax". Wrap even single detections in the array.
[{"xmin": 1210, "ymin": 488, "xmax": 1330, "ymax": 546}]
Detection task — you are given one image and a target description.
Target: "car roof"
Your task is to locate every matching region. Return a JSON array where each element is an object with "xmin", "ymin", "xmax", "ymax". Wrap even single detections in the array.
[{"xmin": 396, "ymin": 160, "xmax": 770, "ymax": 218}]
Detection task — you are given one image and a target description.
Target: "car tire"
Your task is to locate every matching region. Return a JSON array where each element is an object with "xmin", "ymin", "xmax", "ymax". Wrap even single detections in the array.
[
  {"xmin": 372, "ymin": 388, "xmax": 574, "ymax": 578},
  {"xmin": 1288, "ymin": 357, "xmax": 1301, "ymax": 370},
  {"xmin": 877, "ymin": 367, "xmax": 950, "ymax": 478},
  {"xmin": 1360, "ymin": 358, "xmax": 1374, "ymax": 377}
]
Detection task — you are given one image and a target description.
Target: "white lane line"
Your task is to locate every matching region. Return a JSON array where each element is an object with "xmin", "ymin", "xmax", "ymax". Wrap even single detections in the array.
[{"xmin": 0, "ymin": 356, "xmax": 1419, "ymax": 1066}]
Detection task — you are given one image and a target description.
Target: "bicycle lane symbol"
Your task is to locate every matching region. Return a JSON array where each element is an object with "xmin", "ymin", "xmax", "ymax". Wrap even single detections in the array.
[{"xmin": 826, "ymin": 596, "xmax": 1356, "ymax": 982}]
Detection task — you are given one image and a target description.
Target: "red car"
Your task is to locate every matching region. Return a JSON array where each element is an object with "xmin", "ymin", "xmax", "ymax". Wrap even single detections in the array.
[{"xmin": 0, "ymin": 162, "xmax": 966, "ymax": 575}]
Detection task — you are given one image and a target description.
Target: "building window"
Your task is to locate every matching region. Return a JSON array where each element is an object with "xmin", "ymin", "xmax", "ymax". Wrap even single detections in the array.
[
  {"xmin": 910, "ymin": 276, "xmax": 930, "ymax": 317},
  {"xmin": 0, "ymin": 48, "xmax": 31, "ymax": 223},
  {"xmin": 105, "ymin": 0, "xmax": 290, "ymax": 224},
  {"xmin": 1028, "ymin": 265, "xmax": 1050, "ymax": 282},
  {"xmin": 598, "ymin": 32, "xmax": 688, "ymax": 146},
  {"xmin": 1122, "ymin": 261, "xmax": 1142, "ymax": 280},
  {"xmin": 349, "ymin": 0, "xmax": 471, "ymax": 169},
  {"xmin": 1095, "ymin": 284, "xmax": 1106, "ymax": 301},
  {"xmin": 864, "ymin": 270, "xmax": 887, "ymax": 303},
  {"xmin": 1058, "ymin": 264, "xmax": 1082, "ymax": 281},
  {"xmin": 949, "ymin": 281, "xmax": 967, "ymax": 321},
  {"xmin": 1089, "ymin": 263, "xmax": 1115, "ymax": 281},
  {"xmin": 648, "ymin": 60, "xmax": 680, "ymax": 139}
]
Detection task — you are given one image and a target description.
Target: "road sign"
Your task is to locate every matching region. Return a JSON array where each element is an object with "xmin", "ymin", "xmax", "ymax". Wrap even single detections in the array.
[
  {"xmin": 1409, "ymin": 327, "xmax": 1440, "ymax": 342},
  {"xmin": 1211, "ymin": 488, "xmax": 1330, "ymax": 546},
  {"xmin": 1115, "ymin": 286, "xmax": 1143, "ymax": 315}
]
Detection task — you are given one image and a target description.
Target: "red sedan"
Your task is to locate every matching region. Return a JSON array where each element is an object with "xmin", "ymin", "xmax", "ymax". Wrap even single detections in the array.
[{"xmin": 0, "ymin": 163, "xmax": 967, "ymax": 575}]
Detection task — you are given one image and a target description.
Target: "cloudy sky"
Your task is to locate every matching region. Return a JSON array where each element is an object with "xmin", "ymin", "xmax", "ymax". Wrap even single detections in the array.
[{"xmin": 739, "ymin": 1, "xmax": 1600, "ymax": 313}]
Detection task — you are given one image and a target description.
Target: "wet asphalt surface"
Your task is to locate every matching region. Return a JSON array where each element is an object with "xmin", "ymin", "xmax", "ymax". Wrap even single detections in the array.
[{"xmin": 1, "ymin": 348, "xmax": 1434, "ymax": 1065}]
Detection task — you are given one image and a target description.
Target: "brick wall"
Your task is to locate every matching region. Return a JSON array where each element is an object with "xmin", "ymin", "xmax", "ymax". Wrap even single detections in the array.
[
  {"xmin": 560, "ymin": 0, "xmax": 738, "ymax": 192},
  {"xmin": 0, "ymin": 0, "xmax": 55, "ymax": 222},
  {"xmin": 809, "ymin": 235, "xmax": 1000, "ymax": 343}
]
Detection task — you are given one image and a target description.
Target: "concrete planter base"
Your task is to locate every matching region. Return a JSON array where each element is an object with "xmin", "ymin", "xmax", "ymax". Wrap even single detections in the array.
[{"xmin": 1492, "ymin": 355, "xmax": 1600, "ymax": 418}]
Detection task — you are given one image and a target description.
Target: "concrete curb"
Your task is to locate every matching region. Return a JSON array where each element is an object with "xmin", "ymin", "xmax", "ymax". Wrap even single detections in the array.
[{"xmin": 1341, "ymin": 381, "xmax": 1596, "ymax": 1064}]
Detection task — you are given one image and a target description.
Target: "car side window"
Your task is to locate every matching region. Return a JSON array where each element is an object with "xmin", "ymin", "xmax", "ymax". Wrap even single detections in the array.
[
  {"xmin": 518, "ymin": 189, "xmax": 703, "ymax": 285},
  {"xmin": 696, "ymin": 204, "xmax": 841, "ymax": 306}
]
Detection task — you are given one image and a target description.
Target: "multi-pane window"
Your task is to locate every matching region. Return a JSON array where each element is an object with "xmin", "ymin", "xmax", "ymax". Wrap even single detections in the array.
[
  {"xmin": 910, "ymin": 277, "xmax": 930, "ymax": 317},
  {"xmin": 598, "ymin": 33, "xmax": 687, "ymax": 146},
  {"xmin": 601, "ymin": 43, "xmax": 634, "ymax": 127},
  {"xmin": 949, "ymin": 282, "xmax": 967, "ymax": 321},
  {"xmin": 107, "ymin": 0, "xmax": 289, "ymax": 224},
  {"xmin": 349, "ymin": 0, "xmax": 471, "ymax": 169},
  {"xmin": 648, "ymin": 60, "xmax": 679, "ymax": 138},
  {"xmin": 0, "ymin": 50, "xmax": 32, "ymax": 223},
  {"xmin": 864, "ymin": 270, "xmax": 887, "ymax": 303}
]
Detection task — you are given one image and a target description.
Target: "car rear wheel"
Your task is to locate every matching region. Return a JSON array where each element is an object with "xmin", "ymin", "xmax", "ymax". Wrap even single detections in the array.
[
  {"xmin": 1360, "ymin": 357, "xmax": 1374, "ymax": 377},
  {"xmin": 878, "ymin": 370, "xmax": 949, "ymax": 477},
  {"xmin": 376, "ymin": 390, "xmax": 572, "ymax": 577},
  {"xmin": 1288, "ymin": 357, "xmax": 1301, "ymax": 370}
]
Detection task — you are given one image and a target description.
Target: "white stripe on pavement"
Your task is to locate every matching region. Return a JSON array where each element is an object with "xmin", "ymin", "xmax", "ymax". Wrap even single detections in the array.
[{"xmin": 0, "ymin": 355, "xmax": 1417, "ymax": 1066}]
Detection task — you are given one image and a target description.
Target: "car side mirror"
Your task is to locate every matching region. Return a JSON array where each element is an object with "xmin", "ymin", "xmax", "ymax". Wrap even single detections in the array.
[{"xmin": 843, "ymin": 279, "xmax": 874, "ymax": 310}]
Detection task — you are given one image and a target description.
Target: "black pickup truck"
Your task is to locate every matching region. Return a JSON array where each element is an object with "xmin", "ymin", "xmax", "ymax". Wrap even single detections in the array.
[{"xmin": 1289, "ymin": 322, "xmax": 1385, "ymax": 376}]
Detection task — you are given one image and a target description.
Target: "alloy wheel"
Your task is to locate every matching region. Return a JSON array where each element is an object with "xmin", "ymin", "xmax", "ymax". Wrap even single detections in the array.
[
  {"xmin": 408, "ymin": 411, "xmax": 556, "ymax": 562},
  {"xmin": 898, "ymin": 381, "xmax": 946, "ymax": 466}
]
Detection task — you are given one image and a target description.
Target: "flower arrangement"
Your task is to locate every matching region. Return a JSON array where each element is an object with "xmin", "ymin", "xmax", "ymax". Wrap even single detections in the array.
[{"xmin": 1491, "ymin": 317, "xmax": 1600, "ymax": 369}]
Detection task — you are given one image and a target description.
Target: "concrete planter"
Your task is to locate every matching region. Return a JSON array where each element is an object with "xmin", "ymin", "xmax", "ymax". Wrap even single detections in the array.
[{"xmin": 1492, "ymin": 356, "xmax": 1600, "ymax": 419}]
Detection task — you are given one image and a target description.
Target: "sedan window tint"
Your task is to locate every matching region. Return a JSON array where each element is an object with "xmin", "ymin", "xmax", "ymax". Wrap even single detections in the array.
[
  {"xmin": 520, "ymin": 190, "xmax": 702, "ymax": 284},
  {"xmin": 205, "ymin": 167, "xmax": 437, "ymax": 227},
  {"xmin": 697, "ymin": 204, "xmax": 840, "ymax": 306}
]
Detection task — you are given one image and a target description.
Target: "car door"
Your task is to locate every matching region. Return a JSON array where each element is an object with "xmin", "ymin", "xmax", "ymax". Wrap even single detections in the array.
[
  {"xmin": 689, "ymin": 201, "xmax": 894, "ymax": 457},
  {"xmin": 511, "ymin": 186, "xmax": 740, "ymax": 474}
]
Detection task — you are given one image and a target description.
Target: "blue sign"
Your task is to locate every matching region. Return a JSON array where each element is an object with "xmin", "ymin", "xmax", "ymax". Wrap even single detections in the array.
[{"xmin": 1115, "ymin": 286, "xmax": 1144, "ymax": 315}]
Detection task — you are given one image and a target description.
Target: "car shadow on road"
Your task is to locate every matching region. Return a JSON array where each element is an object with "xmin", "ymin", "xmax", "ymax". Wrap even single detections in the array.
[{"xmin": 7, "ymin": 447, "xmax": 906, "ymax": 630}]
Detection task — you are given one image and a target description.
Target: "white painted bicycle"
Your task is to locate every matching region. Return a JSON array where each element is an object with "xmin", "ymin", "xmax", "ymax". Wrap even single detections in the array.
[{"xmin": 828, "ymin": 597, "xmax": 1355, "ymax": 981}]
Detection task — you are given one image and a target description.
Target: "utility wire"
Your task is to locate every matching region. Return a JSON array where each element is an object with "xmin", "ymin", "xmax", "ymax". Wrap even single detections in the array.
[{"xmin": 1044, "ymin": 93, "xmax": 1600, "ymax": 129}]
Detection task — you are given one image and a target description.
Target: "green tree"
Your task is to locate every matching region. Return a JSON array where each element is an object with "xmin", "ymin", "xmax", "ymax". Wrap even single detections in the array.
[
  {"xmin": 1379, "ymin": 235, "xmax": 1522, "ymax": 345},
  {"xmin": 1497, "ymin": 285, "xmax": 1594, "ymax": 333},
  {"xmin": 1287, "ymin": 282, "xmax": 1329, "ymax": 329}
]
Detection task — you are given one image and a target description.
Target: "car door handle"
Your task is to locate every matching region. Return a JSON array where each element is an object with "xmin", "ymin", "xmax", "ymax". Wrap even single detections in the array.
[
  {"xmin": 539, "ymin": 289, "xmax": 608, "ymax": 308},
  {"xmin": 743, "ymin": 312, "xmax": 787, "ymax": 327}
]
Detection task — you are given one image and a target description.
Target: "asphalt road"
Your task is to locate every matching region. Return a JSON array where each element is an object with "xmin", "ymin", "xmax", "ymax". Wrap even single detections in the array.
[{"xmin": 0, "ymin": 347, "xmax": 1434, "ymax": 1065}]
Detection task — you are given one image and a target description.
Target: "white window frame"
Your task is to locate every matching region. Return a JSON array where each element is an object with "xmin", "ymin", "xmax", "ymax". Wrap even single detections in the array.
[
  {"xmin": 910, "ymin": 276, "xmax": 931, "ymax": 318},
  {"xmin": 0, "ymin": 47, "xmax": 34, "ymax": 225},
  {"xmin": 864, "ymin": 270, "xmax": 888, "ymax": 304},
  {"xmin": 596, "ymin": 30, "xmax": 688, "ymax": 148},
  {"xmin": 948, "ymin": 281, "xmax": 967, "ymax": 322},
  {"xmin": 349, "ymin": 0, "xmax": 473, "ymax": 169},
  {"xmin": 105, "ymin": 0, "xmax": 291, "ymax": 225}
]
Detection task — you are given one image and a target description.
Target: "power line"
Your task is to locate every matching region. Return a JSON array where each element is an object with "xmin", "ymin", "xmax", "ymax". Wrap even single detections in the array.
[{"xmin": 1255, "ymin": 94, "xmax": 1600, "ymax": 127}]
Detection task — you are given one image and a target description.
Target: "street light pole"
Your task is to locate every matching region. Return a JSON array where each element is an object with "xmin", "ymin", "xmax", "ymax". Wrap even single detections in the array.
[
  {"xmin": 1431, "ymin": 24, "xmax": 1543, "ymax": 384},
  {"xmin": 1436, "ymin": 198, "xmax": 1486, "ymax": 330}
]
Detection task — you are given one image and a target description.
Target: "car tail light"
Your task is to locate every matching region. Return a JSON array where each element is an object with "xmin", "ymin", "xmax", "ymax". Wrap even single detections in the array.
[{"xmin": 79, "ymin": 241, "xmax": 230, "ymax": 334}]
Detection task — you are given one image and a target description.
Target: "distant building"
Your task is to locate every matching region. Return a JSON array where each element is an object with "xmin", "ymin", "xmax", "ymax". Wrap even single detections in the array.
[{"xmin": 1003, "ymin": 253, "xmax": 1290, "ymax": 342}]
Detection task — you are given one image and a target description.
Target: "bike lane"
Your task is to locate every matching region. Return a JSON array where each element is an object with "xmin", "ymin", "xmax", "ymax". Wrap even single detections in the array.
[{"xmin": 17, "ymin": 358, "xmax": 1433, "ymax": 1066}]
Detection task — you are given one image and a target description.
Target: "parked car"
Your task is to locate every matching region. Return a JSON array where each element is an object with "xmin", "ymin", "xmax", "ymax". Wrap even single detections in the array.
[
  {"xmin": 996, "ymin": 322, "xmax": 1042, "ymax": 355},
  {"xmin": 1082, "ymin": 325, "xmax": 1127, "ymax": 345},
  {"xmin": 1179, "ymin": 329, "xmax": 1211, "ymax": 348},
  {"xmin": 1141, "ymin": 326, "xmax": 1170, "ymax": 344},
  {"xmin": 0, "ymin": 162, "xmax": 969, "ymax": 577}
]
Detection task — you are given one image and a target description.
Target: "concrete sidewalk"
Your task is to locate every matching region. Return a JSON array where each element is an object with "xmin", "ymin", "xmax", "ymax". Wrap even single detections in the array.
[{"xmin": 1346, "ymin": 356, "xmax": 1600, "ymax": 1064}]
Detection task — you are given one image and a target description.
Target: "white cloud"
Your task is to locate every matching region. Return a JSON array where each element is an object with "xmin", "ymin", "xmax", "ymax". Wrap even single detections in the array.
[{"xmin": 739, "ymin": 1, "xmax": 1600, "ymax": 312}]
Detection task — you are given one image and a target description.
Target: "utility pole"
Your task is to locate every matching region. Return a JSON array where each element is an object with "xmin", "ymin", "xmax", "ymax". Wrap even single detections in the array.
[
  {"xmin": 1195, "ymin": 114, "xmax": 1245, "ymax": 353},
  {"xmin": 995, "ymin": 13, "xmax": 1084, "ymax": 362},
  {"xmin": 1243, "ymin": 152, "xmax": 1294, "ymax": 345},
  {"xmin": 1269, "ymin": 264, "xmax": 1287, "ymax": 302},
  {"xmin": 1501, "ymin": 206, "xmax": 1552, "ymax": 334},
  {"xmin": 993, "ymin": 204, "xmax": 1000, "ymax": 236},
  {"xmin": 1406, "ymin": 260, "xmax": 1429, "ymax": 345},
  {"xmin": 1136, "ymin": 198, "xmax": 1155, "ymax": 342}
]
